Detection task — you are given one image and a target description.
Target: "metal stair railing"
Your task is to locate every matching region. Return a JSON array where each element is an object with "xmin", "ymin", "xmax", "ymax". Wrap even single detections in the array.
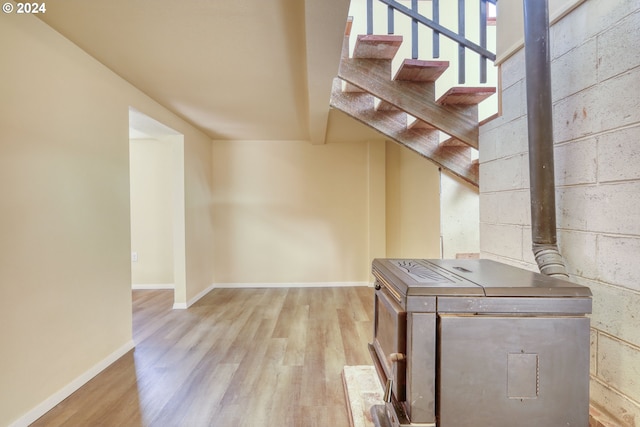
[{"xmin": 365, "ymin": 0, "xmax": 497, "ymax": 84}]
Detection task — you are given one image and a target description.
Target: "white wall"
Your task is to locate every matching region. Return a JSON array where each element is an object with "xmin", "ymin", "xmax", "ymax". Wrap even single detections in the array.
[{"xmin": 481, "ymin": 0, "xmax": 640, "ymax": 424}]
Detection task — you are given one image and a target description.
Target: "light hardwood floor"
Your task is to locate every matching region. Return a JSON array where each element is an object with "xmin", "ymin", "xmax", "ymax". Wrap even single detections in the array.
[{"xmin": 32, "ymin": 287, "xmax": 375, "ymax": 426}]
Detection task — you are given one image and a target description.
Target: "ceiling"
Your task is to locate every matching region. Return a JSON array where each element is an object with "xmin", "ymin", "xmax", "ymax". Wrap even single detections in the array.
[{"xmin": 38, "ymin": 0, "xmax": 353, "ymax": 143}]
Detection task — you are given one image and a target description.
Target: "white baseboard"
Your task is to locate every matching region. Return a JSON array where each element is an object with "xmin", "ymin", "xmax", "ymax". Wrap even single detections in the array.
[
  {"xmin": 9, "ymin": 340, "xmax": 135, "ymax": 427},
  {"xmin": 132, "ymin": 283, "xmax": 174, "ymax": 290},
  {"xmin": 173, "ymin": 283, "xmax": 216, "ymax": 310},
  {"xmin": 213, "ymin": 281, "xmax": 371, "ymax": 288}
]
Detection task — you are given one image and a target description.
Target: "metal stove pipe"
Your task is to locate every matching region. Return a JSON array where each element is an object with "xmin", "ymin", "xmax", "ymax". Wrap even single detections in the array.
[{"xmin": 522, "ymin": 0, "xmax": 569, "ymax": 278}]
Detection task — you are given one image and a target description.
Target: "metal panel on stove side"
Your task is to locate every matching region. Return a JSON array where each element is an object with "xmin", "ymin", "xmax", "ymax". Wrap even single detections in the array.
[
  {"xmin": 406, "ymin": 312, "xmax": 436, "ymax": 423},
  {"xmin": 438, "ymin": 315, "xmax": 590, "ymax": 427}
]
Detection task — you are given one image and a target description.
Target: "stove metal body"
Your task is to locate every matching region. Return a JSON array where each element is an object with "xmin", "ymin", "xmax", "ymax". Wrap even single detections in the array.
[{"xmin": 369, "ymin": 259, "xmax": 592, "ymax": 427}]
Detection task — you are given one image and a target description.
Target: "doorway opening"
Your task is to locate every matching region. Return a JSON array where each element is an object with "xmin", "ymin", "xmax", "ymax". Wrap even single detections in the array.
[{"xmin": 128, "ymin": 107, "xmax": 186, "ymax": 309}]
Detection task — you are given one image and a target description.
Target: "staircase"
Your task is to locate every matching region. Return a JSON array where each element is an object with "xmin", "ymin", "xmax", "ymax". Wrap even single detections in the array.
[{"xmin": 330, "ymin": 31, "xmax": 495, "ymax": 188}]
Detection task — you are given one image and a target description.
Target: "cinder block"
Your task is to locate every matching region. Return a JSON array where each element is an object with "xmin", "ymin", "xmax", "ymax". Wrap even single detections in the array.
[
  {"xmin": 554, "ymin": 67, "xmax": 640, "ymax": 142},
  {"xmin": 597, "ymin": 125, "xmax": 640, "ymax": 182},
  {"xmin": 498, "ymin": 117, "xmax": 530, "ymax": 158},
  {"xmin": 589, "ymin": 379, "xmax": 640, "ymax": 427},
  {"xmin": 594, "ymin": 68, "xmax": 640, "ymax": 132},
  {"xmin": 479, "ymin": 222, "xmax": 524, "ymax": 260},
  {"xmin": 550, "ymin": 1, "xmax": 593, "ymax": 60},
  {"xmin": 555, "ymin": 188, "xmax": 583, "ymax": 232},
  {"xmin": 597, "ymin": 235, "xmax": 640, "ymax": 293},
  {"xmin": 500, "ymin": 48, "xmax": 526, "ymax": 90},
  {"xmin": 597, "ymin": 334, "xmax": 640, "ymax": 403},
  {"xmin": 553, "ymin": 86, "xmax": 599, "ymax": 143},
  {"xmin": 496, "ymin": 190, "xmax": 530, "ymax": 226},
  {"xmin": 520, "ymin": 227, "xmax": 536, "ymax": 265},
  {"xmin": 597, "ymin": 9, "xmax": 640, "ymax": 81},
  {"xmin": 501, "ymin": 79, "xmax": 527, "ymax": 124},
  {"xmin": 557, "ymin": 182, "xmax": 640, "ymax": 236},
  {"xmin": 482, "ymin": 116, "xmax": 529, "ymax": 163},
  {"xmin": 590, "ymin": 378, "xmax": 640, "ymax": 427},
  {"xmin": 554, "ymin": 139, "xmax": 598, "ymax": 186},
  {"xmin": 479, "ymin": 192, "xmax": 500, "ymax": 224},
  {"xmin": 584, "ymin": 278, "xmax": 640, "ymax": 348},
  {"xmin": 557, "ymin": 230, "xmax": 598, "ymax": 280},
  {"xmin": 550, "ymin": 0, "xmax": 638, "ymax": 60},
  {"xmin": 479, "ymin": 127, "xmax": 498, "ymax": 163},
  {"xmin": 551, "ymin": 38, "xmax": 598, "ymax": 102},
  {"xmin": 480, "ymin": 155, "xmax": 526, "ymax": 193}
]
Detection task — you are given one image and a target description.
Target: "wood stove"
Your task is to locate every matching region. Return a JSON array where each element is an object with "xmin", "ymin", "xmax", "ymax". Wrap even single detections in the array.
[{"xmin": 369, "ymin": 258, "xmax": 592, "ymax": 427}]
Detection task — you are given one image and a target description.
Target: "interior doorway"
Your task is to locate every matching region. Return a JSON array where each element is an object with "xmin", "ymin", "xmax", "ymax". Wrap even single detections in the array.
[{"xmin": 128, "ymin": 108, "xmax": 186, "ymax": 309}]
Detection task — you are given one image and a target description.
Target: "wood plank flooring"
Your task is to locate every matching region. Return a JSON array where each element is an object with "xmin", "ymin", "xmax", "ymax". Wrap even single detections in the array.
[{"xmin": 31, "ymin": 287, "xmax": 374, "ymax": 427}]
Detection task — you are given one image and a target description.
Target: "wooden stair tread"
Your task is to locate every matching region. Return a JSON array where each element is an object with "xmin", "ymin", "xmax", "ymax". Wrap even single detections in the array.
[
  {"xmin": 394, "ymin": 59, "xmax": 450, "ymax": 82},
  {"xmin": 437, "ymin": 87, "xmax": 496, "ymax": 105},
  {"xmin": 353, "ymin": 35, "xmax": 403, "ymax": 59}
]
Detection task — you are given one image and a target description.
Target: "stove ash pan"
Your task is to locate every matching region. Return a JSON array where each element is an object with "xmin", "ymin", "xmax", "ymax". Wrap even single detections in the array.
[{"xmin": 369, "ymin": 258, "xmax": 592, "ymax": 427}]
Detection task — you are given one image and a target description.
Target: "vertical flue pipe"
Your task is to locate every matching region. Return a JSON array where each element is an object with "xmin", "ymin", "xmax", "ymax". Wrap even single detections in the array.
[{"xmin": 522, "ymin": 0, "xmax": 569, "ymax": 277}]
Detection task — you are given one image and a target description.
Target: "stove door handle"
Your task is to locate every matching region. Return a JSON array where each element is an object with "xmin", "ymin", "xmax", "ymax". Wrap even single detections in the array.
[{"xmin": 389, "ymin": 352, "xmax": 406, "ymax": 363}]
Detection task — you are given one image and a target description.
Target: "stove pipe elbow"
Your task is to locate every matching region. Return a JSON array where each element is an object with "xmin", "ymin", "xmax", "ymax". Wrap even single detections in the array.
[{"xmin": 532, "ymin": 244, "xmax": 569, "ymax": 278}]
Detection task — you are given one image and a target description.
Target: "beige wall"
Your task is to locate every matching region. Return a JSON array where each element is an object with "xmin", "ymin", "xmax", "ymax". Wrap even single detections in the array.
[
  {"xmin": 0, "ymin": 4, "xmax": 476, "ymax": 425},
  {"xmin": 211, "ymin": 139, "xmax": 374, "ymax": 285},
  {"xmin": 0, "ymin": 12, "xmax": 213, "ymax": 426},
  {"xmin": 385, "ymin": 142, "xmax": 441, "ymax": 259},
  {"xmin": 130, "ymin": 139, "xmax": 175, "ymax": 286},
  {"xmin": 210, "ymin": 136, "xmax": 444, "ymax": 286},
  {"xmin": 482, "ymin": 0, "xmax": 640, "ymax": 424}
]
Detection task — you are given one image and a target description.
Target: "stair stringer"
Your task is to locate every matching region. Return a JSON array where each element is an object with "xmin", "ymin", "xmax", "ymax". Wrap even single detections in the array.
[
  {"xmin": 338, "ymin": 57, "xmax": 480, "ymax": 149},
  {"xmin": 330, "ymin": 78, "xmax": 479, "ymax": 187}
]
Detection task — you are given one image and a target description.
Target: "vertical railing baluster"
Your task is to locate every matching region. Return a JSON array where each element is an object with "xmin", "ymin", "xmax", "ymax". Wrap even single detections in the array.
[
  {"xmin": 367, "ymin": 0, "xmax": 496, "ymax": 86},
  {"xmin": 411, "ymin": 0, "xmax": 418, "ymax": 59},
  {"xmin": 479, "ymin": 0, "xmax": 487, "ymax": 83},
  {"xmin": 367, "ymin": 0, "xmax": 373, "ymax": 35},
  {"xmin": 433, "ymin": 0, "xmax": 440, "ymax": 58},
  {"xmin": 458, "ymin": 0, "xmax": 466, "ymax": 84}
]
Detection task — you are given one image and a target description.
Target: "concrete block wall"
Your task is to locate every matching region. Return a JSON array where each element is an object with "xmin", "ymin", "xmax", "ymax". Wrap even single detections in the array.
[{"xmin": 479, "ymin": 1, "xmax": 640, "ymax": 424}]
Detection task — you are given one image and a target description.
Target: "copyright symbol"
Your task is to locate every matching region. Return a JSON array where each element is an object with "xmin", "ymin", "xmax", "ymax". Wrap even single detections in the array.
[{"xmin": 2, "ymin": 2, "xmax": 13, "ymax": 13}]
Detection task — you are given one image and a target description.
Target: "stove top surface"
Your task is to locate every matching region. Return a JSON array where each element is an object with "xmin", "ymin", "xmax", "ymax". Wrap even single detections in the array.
[{"xmin": 372, "ymin": 258, "xmax": 592, "ymax": 297}]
